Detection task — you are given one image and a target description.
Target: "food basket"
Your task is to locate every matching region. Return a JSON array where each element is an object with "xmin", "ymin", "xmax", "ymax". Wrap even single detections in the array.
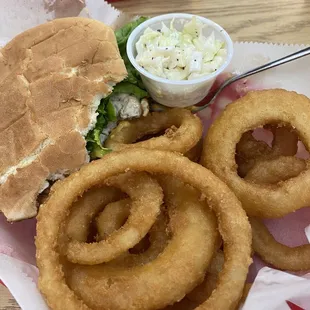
[{"xmin": 0, "ymin": 1, "xmax": 309, "ymax": 309}]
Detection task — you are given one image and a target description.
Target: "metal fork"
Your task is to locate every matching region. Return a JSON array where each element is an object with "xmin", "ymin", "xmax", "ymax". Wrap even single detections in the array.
[{"xmin": 150, "ymin": 46, "xmax": 310, "ymax": 114}]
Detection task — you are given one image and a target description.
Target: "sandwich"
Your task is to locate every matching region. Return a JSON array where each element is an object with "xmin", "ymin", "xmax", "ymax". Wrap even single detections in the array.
[{"xmin": 0, "ymin": 17, "xmax": 148, "ymax": 221}]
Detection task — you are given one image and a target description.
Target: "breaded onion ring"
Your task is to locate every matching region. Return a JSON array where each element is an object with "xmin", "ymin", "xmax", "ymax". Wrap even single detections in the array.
[
  {"xmin": 202, "ymin": 89, "xmax": 310, "ymax": 218},
  {"xmin": 184, "ymin": 139, "xmax": 203, "ymax": 162},
  {"xmin": 244, "ymin": 156, "xmax": 310, "ymax": 271},
  {"xmin": 96, "ymin": 199, "xmax": 170, "ymax": 267},
  {"xmin": 250, "ymin": 217, "xmax": 310, "ymax": 271},
  {"xmin": 65, "ymin": 194, "xmax": 169, "ymax": 268},
  {"xmin": 65, "ymin": 172, "xmax": 163, "ymax": 265},
  {"xmin": 36, "ymin": 149, "xmax": 252, "ymax": 310},
  {"xmin": 186, "ymin": 251, "xmax": 224, "ymax": 305},
  {"xmin": 66, "ymin": 187, "xmax": 123, "ymax": 242},
  {"xmin": 96, "ymin": 199, "xmax": 130, "ymax": 240},
  {"xmin": 104, "ymin": 108, "xmax": 203, "ymax": 154},
  {"xmin": 270, "ymin": 126, "xmax": 298, "ymax": 157},
  {"xmin": 172, "ymin": 251, "xmax": 252, "ymax": 308},
  {"xmin": 236, "ymin": 126, "xmax": 298, "ymax": 177},
  {"xmin": 245, "ymin": 156, "xmax": 306, "ymax": 184},
  {"xmin": 67, "ymin": 177, "xmax": 219, "ymax": 309},
  {"xmin": 236, "ymin": 131, "xmax": 271, "ymax": 177}
]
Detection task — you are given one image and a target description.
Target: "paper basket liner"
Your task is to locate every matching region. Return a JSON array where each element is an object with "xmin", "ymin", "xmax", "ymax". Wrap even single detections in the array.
[{"xmin": 0, "ymin": 0, "xmax": 309, "ymax": 309}]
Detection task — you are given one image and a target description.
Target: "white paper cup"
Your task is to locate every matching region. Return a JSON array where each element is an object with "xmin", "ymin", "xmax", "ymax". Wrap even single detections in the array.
[{"xmin": 127, "ymin": 13, "xmax": 234, "ymax": 108}]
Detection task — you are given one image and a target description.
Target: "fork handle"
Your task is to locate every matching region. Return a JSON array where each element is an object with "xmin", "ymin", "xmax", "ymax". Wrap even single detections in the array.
[
  {"xmin": 192, "ymin": 46, "xmax": 310, "ymax": 113},
  {"xmin": 230, "ymin": 46, "xmax": 310, "ymax": 82}
]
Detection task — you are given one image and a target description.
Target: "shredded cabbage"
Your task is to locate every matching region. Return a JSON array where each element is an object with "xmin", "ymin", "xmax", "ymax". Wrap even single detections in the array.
[{"xmin": 136, "ymin": 17, "xmax": 227, "ymax": 81}]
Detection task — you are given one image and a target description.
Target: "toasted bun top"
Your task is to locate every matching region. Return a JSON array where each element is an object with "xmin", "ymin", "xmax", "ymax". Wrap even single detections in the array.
[{"xmin": 0, "ymin": 17, "xmax": 127, "ymax": 221}]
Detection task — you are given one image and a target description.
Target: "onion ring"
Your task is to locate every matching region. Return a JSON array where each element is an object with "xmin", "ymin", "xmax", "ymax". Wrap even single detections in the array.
[
  {"xmin": 186, "ymin": 251, "xmax": 252, "ymax": 307},
  {"xmin": 170, "ymin": 251, "xmax": 252, "ymax": 308},
  {"xmin": 186, "ymin": 251, "xmax": 224, "ymax": 305},
  {"xmin": 65, "ymin": 172, "xmax": 163, "ymax": 265},
  {"xmin": 95, "ymin": 198, "xmax": 130, "ymax": 240},
  {"xmin": 250, "ymin": 217, "xmax": 310, "ymax": 271},
  {"xmin": 66, "ymin": 187, "xmax": 123, "ymax": 242},
  {"xmin": 65, "ymin": 193, "xmax": 169, "ymax": 268},
  {"xmin": 36, "ymin": 148, "xmax": 252, "ymax": 310},
  {"xmin": 184, "ymin": 139, "xmax": 203, "ymax": 162},
  {"xmin": 202, "ymin": 89, "xmax": 310, "ymax": 218},
  {"xmin": 67, "ymin": 176, "xmax": 219, "ymax": 309},
  {"xmin": 96, "ymin": 198, "xmax": 170, "ymax": 267},
  {"xmin": 244, "ymin": 157, "xmax": 310, "ymax": 271},
  {"xmin": 245, "ymin": 156, "xmax": 306, "ymax": 184},
  {"xmin": 104, "ymin": 108, "xmax": 203, "ymax": 154},
  {"xmin": 236, "ymin": 131, "xmax": 271, "ymax": 177},
  {"xmin": 270, "ymin": 126, "xmax": 298, "ymax": 157},
  {"xmin": 236, "ymin": 126, "xmax": 298, "ymax": 177}
]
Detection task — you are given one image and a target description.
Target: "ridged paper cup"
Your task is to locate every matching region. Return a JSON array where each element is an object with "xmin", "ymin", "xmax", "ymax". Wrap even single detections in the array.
[{"xmin": 127, "ymin": 13, "xmax": 234, "ymax": 107}]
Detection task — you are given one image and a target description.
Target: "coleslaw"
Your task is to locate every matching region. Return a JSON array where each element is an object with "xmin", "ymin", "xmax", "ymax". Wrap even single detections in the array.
[{"xmin": 135, "ymin": 17, "xmax": 227, "ymax": 81}]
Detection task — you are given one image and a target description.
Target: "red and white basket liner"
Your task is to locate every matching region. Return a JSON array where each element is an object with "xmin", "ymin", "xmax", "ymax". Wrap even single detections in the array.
[{"xmin": 0, "ymin": 0, "xmax": 310, "ymax": 309}]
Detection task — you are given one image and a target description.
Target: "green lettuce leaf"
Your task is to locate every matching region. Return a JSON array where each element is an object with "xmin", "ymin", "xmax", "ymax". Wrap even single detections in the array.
[
  {"xmin": 86, "ymin": 98, "xmax": 112, "ymax": 158},
  {"xmin": 89, "ymin": 143, "xmax": 112, "ymax": 158},
  {"xmin": 106, "ymin": 99, "xmax": 117, "ymax": 121},
  {"xmin": 112, "ymin": 82, "xmax": 148, "ymax": 100},
  {"xmin": 115, "ymin": 17, "xmax": 148, "ymax": 54},
  {"xmin": 122, "ymin": 52, "xmax": 145, "ymax": 88},
  {"xmin": 116, "ymin": 17, "xmax": 148, "ymax": 87},
  {"xmin": 86, "ymin": 17, "xmax": 148, "ymax": 159}
]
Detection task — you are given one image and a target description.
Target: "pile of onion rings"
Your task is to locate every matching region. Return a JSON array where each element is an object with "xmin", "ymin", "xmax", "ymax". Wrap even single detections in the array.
[
  {"xmin": 36, "ymin": 89, "xmax": 310, "ymax": 308},
  {"xmin": 202, "ymin": 88, "xmax": 310, "ymax": 272},
  {"xmin": 36, "ymin": 148, "xmax": 252, "ymax": 310}
]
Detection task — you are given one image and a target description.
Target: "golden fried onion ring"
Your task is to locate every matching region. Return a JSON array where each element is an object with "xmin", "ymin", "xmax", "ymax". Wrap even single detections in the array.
[
  {"xmin": 96, "ymin": 199, "xmax": 170, "ymax": 267},
  {"xmin": 65, "ymin": 172, "xmax": 163, "ymax": 265},
  {"xmin": 236, "ymin": 126, "xmax": 298, "ymax": 177},
  {"xmin": 202, "ymin": 89, "xmax": 310, "ymax": 218},
  {"xmin": 270, "ymin": 126, "xmax": 298, "ymax": 157},
  {"xmin": 66, "ymin": 187, "xmax": 123, "ymax": 242},
  {"xmin": 169, "ymin": 250, "xmax": 252, "ymax": 309},
  {"xmin": 186, "ymin": 251, "xmax": 224, "ymax": 305},
  {"xmin": 244, "ymin": 155, "xmax": 310, "ymax": 271},
  {"xmin": 96, "ymin": 199, "xmax": 130, "ymax": 240},
  {"xmin": 67, "ymin": 176, "xmax": 219, "ymax": 309},
  {"xmin": 172, "ymin": 251, "xmax": 252, "ymax": 309},
  {"xmin": 184, "ymin": 139, "xmax": 203, "ymax": 162},
  {"xmin": 245, "ymin": 156, "xmax": 306, "ymax": 184},
  {"xmin": 250, "ymin": 217, "xmax": 310, "ymax": 271},
  {"xmin": 104, "ymin": 108, "xmax": 203, "ymax": 154},
  {"xmin": 36, "ymin": 148, "xmax": 252, "ymax": 310},
  {"xmin": 65, "ymin": 194, "xmax": 169, "ymax": 269}
]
